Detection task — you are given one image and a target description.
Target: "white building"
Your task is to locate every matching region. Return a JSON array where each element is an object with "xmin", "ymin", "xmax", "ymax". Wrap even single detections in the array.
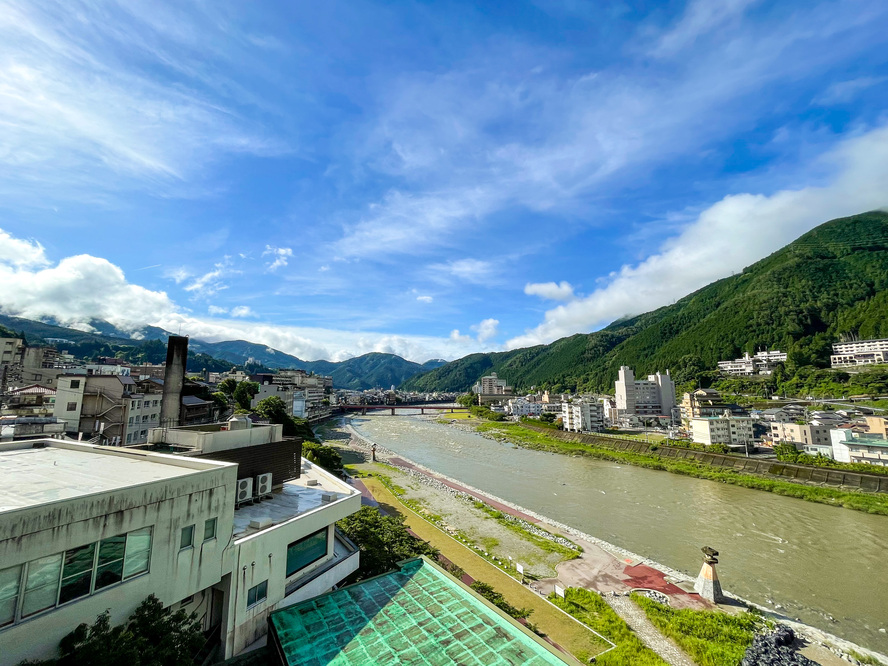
[
  {"xmin": 472, "ymin": 373, "xmax": 513, "ymax": 396},
  {"xmin": 718, "ymin": 350, "xmax": 787, "ymax": 376},
  {"xmin": 689, "ymin": 411, "xmax": 755, "ymax": 448},
  {"xmin": 561, "ymin": 400, "xmax": 604, "ymax": 432},
  {"xmin": 614, "ymin": 366, "xmax": 675, "ymax": 418},
  {"xmin": 506, "ymin": 397, "xmax": 543, "ymax": 417},
  {"xmin": 0, "ymin": 433, "xmax": 361, "ymax": 663},
  {"xmin": 830, "ymin": 338, "xmax": 888, "ymax": 368},
  {"xmin": 769, "ymin": 422, "xmax": 834, "ymax": 450},
  {"xmin": 829, "ymin": 429, "xmax": 888, "ymax": 466}
]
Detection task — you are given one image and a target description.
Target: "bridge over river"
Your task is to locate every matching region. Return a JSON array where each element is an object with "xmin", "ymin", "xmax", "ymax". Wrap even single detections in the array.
[{"xmin": 338, "ymin": 404, "xmax": 468, "ymax": 416}]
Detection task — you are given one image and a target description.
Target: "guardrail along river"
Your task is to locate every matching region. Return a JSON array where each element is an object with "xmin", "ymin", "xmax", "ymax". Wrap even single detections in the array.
[{"xmin": 349, "ymin": 414, "xmax": 888, "ymax": 654}]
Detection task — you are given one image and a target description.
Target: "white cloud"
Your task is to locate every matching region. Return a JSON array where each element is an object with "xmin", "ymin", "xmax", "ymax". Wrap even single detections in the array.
[
  {"xmin": 416, "ymin": 295, "xmax": 434, "ymax": 303},
  {"xmin": 814, "ymin": 76, "xmax": 888, "ymax": 106},
  {"xmin": 471, "ymin": 318, "xmax": 499, "ymax": 343},
  {"xmin": 0, "ymin": 228, "xmax": 49, "ymax": 268},
  {"xmin": 263, "ymin": 245, "xmax": 293, "ymax": 272},
  {"xmin": 430, "ymin": 258, "xmax": 498, "ymax": 285},
  {"xmin": 0, "ymin": 228, "xmax": 494, "ymax": 362},
  {"xmin": 650, "ymin": 0, "xmax": 758, "ymax": 57},
  {"xmin": 164, "ymin": 267, "xmax": 191, "ymax": 284},
  {"xmin": 508, "ymin": 123, "xmax": 888, "ymax": 349},
  {"xmin": 524, "ymin": 281, "xmax": 575, "ymax": 301},
  {"xmin": 230, "ymin": 305, "xmax": 256, "ymax": 318},
  {"xmin": 184, "ymin": 258, "xmax": 233, "ymax": 297}
]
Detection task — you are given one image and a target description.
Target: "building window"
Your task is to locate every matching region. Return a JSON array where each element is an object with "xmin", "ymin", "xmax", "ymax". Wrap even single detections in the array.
[
  {"xmin": 59, "ymin": 543, "xmax": 96, "ymax": 605},
  {"xmin": 180, "ymin": 525, "xmax": 194, "ymax": 550},
  {"xmin": 21, "ymin": 554, "xmax": 62, "ymax": 618},
  {"xmin": 286, "ymin": 528, "xmax": 328, "ymax": 577},
  {"xmin": 246, "ymin": 580, "xmax": 267, "ymax": 608},
  {"xmin": 180, "ymin": 595, "xmax": 194, "ymax": 606},
  {"xmin": 203, "ymin": 518, "xmax": 217, "ymax": 542},
  {"xmin": 123, "ymin": 527, "xmax": 152, "ymax": 579},
  {"xmin": 70, "ymin": 380, "xmax": 80, "ymax": 389},
  {"xmin": 95, "ymin": 535, "xmax": 126, "ymax": 590},
  {"xmin": 0, "ymin": 564, "xmax": 22, "ymax": 627},
  {"xmin": 66, "ymin": 402, "xmax": 78, "ymax": 412}
]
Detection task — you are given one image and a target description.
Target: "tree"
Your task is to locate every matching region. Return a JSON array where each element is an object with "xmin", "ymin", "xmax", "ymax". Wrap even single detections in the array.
[
  {"xmin": 301, "ymin": 441, "xmax": 343, "ymax": 473},
  {"xmin": 253, "ymin": 396, "xmax": 319, "ymax": 441},
  {"xmin": 456, "ymin": 393, "xmax": 476, "ymax": 408},
  {"xmin": 21, "ymin": 595, "xmax": 203, "ymax": 666},
  {"xmin": 337, "ymin": 506, "xmax": 439, "ymax": 580},
  {"xmin": 218, "ymin": 378, "xmax": 238, "ymax": 396},
  {"xmin": 232, "ymin": 381, "xmax": 259, "ymax": 410},
  {"xmin": 470, "ymin": 581, "xmax": 532, "ymax": 620}
]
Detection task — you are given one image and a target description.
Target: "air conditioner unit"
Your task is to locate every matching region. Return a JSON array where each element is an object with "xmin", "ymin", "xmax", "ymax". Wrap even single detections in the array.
[
  {"xmin": 254, "ymin": 473, "xmax": 272, "ymax": 498},
  {"xmin": 236, "ymin": 478, "xmax": 253, "ymax": 504}
]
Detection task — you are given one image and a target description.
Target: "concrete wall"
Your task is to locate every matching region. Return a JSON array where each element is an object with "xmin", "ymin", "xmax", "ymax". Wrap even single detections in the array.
[
  {"xmin": 0, "ymin": 445, "xmax": 238, "ymax": 664},
  {"xmin": 160, "ymin": 335, "xmax": 188, "ymax": 428},
  {"xmin": 519, "ymin": 422, "xmax": 888, "ymax": 494},
  {"xmin": 224, "ymin": 484, "xmax": 361, "ymax": 656}
]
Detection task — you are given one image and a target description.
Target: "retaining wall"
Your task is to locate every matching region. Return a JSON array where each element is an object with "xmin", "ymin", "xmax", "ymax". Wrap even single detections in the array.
[{"xmin": 518, "ymin": 423, "xmax": 888, "ymax": 494}]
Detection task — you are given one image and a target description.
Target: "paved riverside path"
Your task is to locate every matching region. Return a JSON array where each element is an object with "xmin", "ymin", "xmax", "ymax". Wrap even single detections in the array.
[{"xmin": 605, "ymin": 594, "xmax": 697, "ymax": 666}]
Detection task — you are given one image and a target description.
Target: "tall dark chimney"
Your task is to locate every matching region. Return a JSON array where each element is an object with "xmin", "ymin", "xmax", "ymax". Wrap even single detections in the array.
[{"xmin": 160, "ymin": 335, "xmax": 188, "ymax": 428}]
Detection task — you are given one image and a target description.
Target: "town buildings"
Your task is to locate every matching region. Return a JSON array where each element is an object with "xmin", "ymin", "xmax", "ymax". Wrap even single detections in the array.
[
  {"xmin": 0, "ymin": 422, "xmax": 362, "ymax": 663},
  {"xmin": 830, "ymin": 338, "xmax": 888, "ymax": 368},
  {"xmin": 768, "ymin": 422, "xmax": 834, "ymax": 454},
  {"xmin": 679, "ymin": 389, "xmax": 747, "ymax": 426},
  {"xmin": 506, "ymin": 397, "xmax": 544, "ymax": 417},
  {"xmin": 689, "ymin": 411, "xmax": 755, "ymax": 448},
  {"xmin": 830, "ymin": 429, "xmax": 888, "ymax": 466},
  {"xmin": 717, "ymin": 350, "xmax": 787, "ymax": 375},
  {"xmin": 561, "ymin": 400, "xmax": 604, "ymax": 432},
  {"xmin": 614, "ymin": 366, "xmax": 675, "ymax": 419}
]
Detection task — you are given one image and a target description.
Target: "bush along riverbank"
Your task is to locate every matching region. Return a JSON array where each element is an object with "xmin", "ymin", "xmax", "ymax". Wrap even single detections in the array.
[{"xmin": 473, "ymin": 422, "xmax": 888, "ymax": 516}]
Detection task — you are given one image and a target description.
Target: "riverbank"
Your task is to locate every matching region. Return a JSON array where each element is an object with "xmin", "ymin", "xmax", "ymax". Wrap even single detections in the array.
[
  {"xmin": 458, "ymin": 418, "xmax": 888, "ymax": 515},
  {"xmin": 330, "ymin": 416, "xmax": 888, "ymax": 665}
]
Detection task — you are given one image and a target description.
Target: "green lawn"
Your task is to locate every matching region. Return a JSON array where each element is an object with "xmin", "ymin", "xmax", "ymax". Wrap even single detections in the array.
[{"xmin": 631, "ymin": 593, "xmax": 767, "ymax": 666}]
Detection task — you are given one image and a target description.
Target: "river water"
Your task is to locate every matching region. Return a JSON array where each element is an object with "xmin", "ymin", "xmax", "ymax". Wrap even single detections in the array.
[{"xmin": 348, "ymin": 414, "xmax": 888, "ymax": 654}]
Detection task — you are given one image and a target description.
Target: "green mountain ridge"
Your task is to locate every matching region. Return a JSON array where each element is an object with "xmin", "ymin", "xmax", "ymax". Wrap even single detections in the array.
[
  {"xmin": 400, "ymin": 210, "xmax": 888, "ymax": 394},
  {"xmin": 0, "ymin": 314, "xmax": 445, "ymax": 390}
]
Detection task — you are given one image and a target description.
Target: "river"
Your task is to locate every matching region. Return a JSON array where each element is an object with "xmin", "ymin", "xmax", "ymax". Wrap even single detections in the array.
[{"xmin": 347, "ymin": 413, "xmax": 888, "ymax": 654}]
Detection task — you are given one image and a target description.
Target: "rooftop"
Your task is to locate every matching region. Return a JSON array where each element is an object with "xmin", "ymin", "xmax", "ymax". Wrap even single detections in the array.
[
  {"xmin": 233, "ymin": 461, "xmax": 357, "ymax": 539},
  {"xmin": 0, "ymin": 441, "xmax": 221, "ymax": 513},
  {"xmin": 268, "ymin": 557, "xmax": 574, "ymax": 666}
]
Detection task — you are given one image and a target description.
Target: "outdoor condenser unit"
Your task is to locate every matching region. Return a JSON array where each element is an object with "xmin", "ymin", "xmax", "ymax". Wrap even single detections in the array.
[
  {"xmin": 236, "ymin": 478, "xmax": 253, "ymax": 504},
  {"xmin": 254, "ymin": 473, "xmax": 273, "ymax": 498}
]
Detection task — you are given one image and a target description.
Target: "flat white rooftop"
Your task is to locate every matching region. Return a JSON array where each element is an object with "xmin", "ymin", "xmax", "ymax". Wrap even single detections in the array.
[
  {"xmin": 233, "ymin": 461, "xmax": 357, "ymax": 539},
  {"xmin": 0, "ymin": 445, "xmax": 207, "ymax": 513}
]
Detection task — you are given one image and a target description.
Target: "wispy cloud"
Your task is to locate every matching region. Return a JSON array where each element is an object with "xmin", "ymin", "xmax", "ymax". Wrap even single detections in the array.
[
  {"xmin": 814, "ymin": 76, "xmax": 888, "ymax": 105},
  {"xmin": 649, "ymin": 0, "xmax": 758, "ymax": 58},
  {"xmin": 230, "ymin": 305, "xmax": 256, "ymax": 318},
  {"xmin": 184, "ymin": 258, "xmax": 235, "ymax": 297},
  {"xmin": 508, "ymin": 123, "xmax": 888, "ymax": 348},
  {"xmin": 524, "ymin": 281, "xmax": 575, "ymax": 302},
  {"xmin": 263, "ymin": 245, "xmax": 293, "ymax": 272}
]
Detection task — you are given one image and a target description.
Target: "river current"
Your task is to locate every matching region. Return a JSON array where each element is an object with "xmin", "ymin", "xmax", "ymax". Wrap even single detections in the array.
[{"xmin": 348, "ymin": 414, "xmax": 888, "ymax": 654}]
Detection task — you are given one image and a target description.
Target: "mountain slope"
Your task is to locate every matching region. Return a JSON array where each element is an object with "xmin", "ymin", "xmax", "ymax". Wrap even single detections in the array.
[
  {"xmin": 401, "ymin": 210, "xmax": 888, "ymax": 393},
  {"xmin": 0, "ymin": 314, "xmax": 442, "ymax": 390}
]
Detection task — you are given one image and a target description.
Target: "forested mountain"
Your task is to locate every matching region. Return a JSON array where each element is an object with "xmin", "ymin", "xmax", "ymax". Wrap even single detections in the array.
[
  {"xmin": 401, "ymin": 211, "xmax": 888, "ymax": 394},
  {"xmin": 0, "ymin": 315, "xmax": 445, "ymax": 390}
]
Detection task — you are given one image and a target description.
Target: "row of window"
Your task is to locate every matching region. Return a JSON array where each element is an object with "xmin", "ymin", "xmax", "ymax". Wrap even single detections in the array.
[
  {"xmin": 0, "ymin": 527, "xmax": 152, "ymax": 629},
  {"xmin": 244, "ymin": 528, "xmax": 330, "ymax": 612},
  {"xmin": 128, "ymin": 414, "xmax": 159, "ymax": 425},
  {"xmin": 181, "ymin": 518, "xmax": 217, "ymax": 550},
  {"xmin": 131, "ymin": 399, "xmax": 160, "ymax": 410}
]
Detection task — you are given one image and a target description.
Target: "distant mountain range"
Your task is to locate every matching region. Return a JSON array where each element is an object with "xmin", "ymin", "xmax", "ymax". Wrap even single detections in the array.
[
  {"xmin": 401, "ymin": 210, "xmax": 888, "ymax": 393},
  {"xmin": 0, "ymin": 314, "xmax": 446, "ymax": 391}
]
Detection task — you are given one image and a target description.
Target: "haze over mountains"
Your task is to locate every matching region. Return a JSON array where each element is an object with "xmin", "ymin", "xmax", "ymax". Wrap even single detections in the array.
[
  {"xmin": 0, "ymin": 313, "xmax": 445, "ymax": 391},
  {"xmin": 401, "ymin": 211, "xmax": 888, "ymax": 393}
]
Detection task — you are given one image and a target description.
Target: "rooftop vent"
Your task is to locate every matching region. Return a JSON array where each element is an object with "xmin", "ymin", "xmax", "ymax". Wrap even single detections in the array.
[
  {"xmin": 249, "ymin": 518, "xmax": 273, "ymax": 530},
  {"xmin": 305, "ymin": 479, "xmax": 319, "ymax": 487}
]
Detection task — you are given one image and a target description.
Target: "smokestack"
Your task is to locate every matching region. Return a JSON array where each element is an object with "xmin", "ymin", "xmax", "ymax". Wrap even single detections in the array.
[{"xmin": 160, "ymin": 335, "xmax": 188, "ymax": 428}]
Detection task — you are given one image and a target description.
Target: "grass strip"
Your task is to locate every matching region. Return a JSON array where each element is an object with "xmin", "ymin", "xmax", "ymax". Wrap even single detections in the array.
[
  {"xmin": 548, "ymin": 588, "xmax": 667, "ymax": 666},
  {"xmin": 631, "ymin": 593, "xmax": 768, "ymax": 666},
  {"xmin": 477, "ymin": 422, "xmax": 888, "ymax": 516},
  {"xmin": 360, "ymin": 477, "xmax": 610, "ymax": 662}
]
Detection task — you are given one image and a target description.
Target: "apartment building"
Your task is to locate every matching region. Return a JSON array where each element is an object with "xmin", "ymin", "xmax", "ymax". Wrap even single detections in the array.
[
  {"xmin": 0, "ymin": 337, "xmax": 24, "ymax": 391},
  {"xmin": 830, "ymin": 429, "xmax": 888, "ymax": 467},
  {"xmin": 769, "ymin": 422, "xmax": 834, "ymax": 450},
  {"xmin": 614, "ymin": 366, "xmax": 676, "ymax": 418},
  {"xmin": 0, "ymin": 429, "xmax": 361, "ymax": 663},
  {"xmin": 830, "ymin": 338, "xmax": 888, "ymax": 368},
  {"xmin": 717, "ymin": 350, "xmax": 786, "ymax": 376},
  {"xmin": 561, "ymin": 400, "xmax": 604, "ymax": 432},
  {"xmin": 689, "ymin": 412, "xmax": 755, "ymax": 448},
  {"xmin": 507, "ymin": 397, "xmax": 543, "ymax": 417},
  {"xmin": 472, "ymin": 372, "xmax": 513, "ymax": 396}
]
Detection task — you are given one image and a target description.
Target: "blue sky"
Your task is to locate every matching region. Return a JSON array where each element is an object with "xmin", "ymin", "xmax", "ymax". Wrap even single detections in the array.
[{"xmin": 1, "ymin": 0, "xmax": 888, "ymax": 362}]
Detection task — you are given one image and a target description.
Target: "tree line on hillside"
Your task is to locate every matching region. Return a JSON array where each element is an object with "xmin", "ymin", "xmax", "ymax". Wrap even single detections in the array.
[{"xmin": 401, "ymin": 212, "xmax": 888, "ymax": 399}]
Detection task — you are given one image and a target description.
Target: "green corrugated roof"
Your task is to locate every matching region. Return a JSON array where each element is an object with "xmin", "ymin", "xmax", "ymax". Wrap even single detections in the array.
[{"xmin": 268, "ymin": 557, "xmax": 573, "ymax": 666}]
